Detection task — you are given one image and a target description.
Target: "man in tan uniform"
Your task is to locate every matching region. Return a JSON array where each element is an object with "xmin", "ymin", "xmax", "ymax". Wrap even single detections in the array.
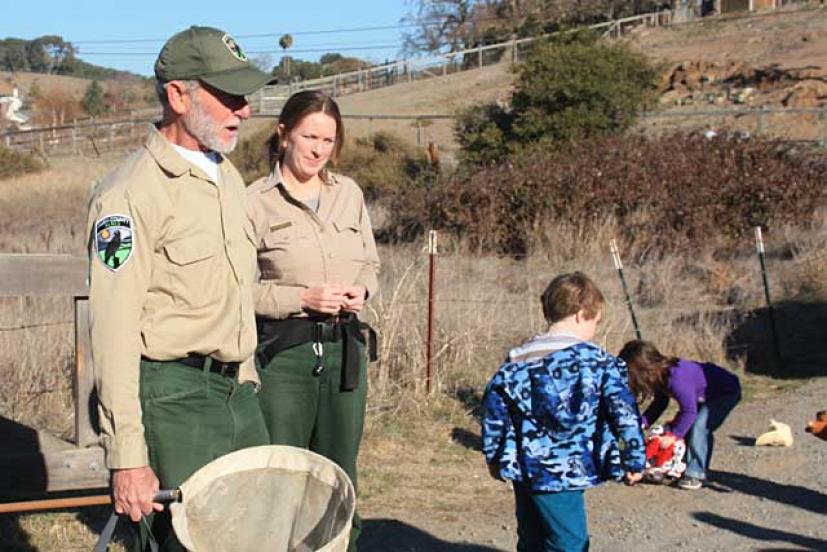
[{"xmin": 87, "ymin": 26, "xmax": 272, "ymax": 550}]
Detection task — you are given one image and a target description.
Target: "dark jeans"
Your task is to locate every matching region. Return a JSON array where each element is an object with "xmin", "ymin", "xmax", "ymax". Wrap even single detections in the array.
[
  {"xmin": 684, "ymin": 392, "xmax": 741, "ymax": 480},
  {"xmin": 136, "ymin": 359, "xmax": 269, "ymax": 551},
  {"xmin": 514, "ymin": 483, "xmax": 589, "ymax": 552},
  {"xmin": 257, "ymin": 339, "xmax": 367, "ymax": 552}
]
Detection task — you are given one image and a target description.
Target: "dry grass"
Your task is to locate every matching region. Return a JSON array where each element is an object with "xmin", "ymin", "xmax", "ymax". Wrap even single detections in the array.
[{"xmin": 2, "ymin": 156, "xmax": 826, "ymax": 548}]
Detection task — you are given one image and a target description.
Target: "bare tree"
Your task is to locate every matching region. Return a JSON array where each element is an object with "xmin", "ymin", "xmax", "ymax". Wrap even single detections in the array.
[{"xmin": 401, "ymin": 0, "xmax": 479, "ymax": 54}]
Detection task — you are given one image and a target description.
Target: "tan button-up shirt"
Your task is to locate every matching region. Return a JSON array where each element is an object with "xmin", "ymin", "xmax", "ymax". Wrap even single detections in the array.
[
  {"xmin": 87, "ymin": 125, "xmax": 258, "ymax": 469},
  {"xmin": 246, "ymin": 170, "xmax": 380, "ymax": 319}
]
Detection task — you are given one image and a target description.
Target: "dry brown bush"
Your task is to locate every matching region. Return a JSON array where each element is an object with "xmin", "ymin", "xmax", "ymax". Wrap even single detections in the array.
[
  {"xmin": 32, "ymin": 83, "xmax": 84, "ymax": 126},
  {"xmin": 382, "ymin": 134, "xmax": 827, "ymax": 255}
]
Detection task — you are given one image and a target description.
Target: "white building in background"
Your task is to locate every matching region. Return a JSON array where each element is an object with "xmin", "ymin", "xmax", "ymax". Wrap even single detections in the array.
[{"xmin": 0, "ymin": 88, "xmax": 31, "ymax": 130}]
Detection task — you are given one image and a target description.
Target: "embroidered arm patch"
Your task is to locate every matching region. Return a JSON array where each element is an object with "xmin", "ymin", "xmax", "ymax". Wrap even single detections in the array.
[{"xmin": 95, "ymin": 214, "xmax": 134, "ymax": 271}]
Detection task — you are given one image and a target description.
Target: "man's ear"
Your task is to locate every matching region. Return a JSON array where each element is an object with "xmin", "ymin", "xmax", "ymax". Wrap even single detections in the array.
[{"xmin": 166, "ymin": 81, "xmax": 192, "ymax": 116}]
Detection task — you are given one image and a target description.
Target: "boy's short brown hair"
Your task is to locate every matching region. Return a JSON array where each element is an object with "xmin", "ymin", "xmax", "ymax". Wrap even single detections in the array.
[{"xmin": 541, "ymin": 271, "xmax": 605, "ymax": 323}]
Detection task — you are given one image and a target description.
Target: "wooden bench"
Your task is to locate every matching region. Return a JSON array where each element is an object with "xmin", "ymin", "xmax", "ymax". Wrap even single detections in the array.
[{"xmin": 0, "ymin": 254, "xmax": 108, "ymax": 497}]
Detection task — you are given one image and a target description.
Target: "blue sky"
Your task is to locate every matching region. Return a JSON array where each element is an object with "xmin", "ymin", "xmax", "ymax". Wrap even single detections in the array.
[{"xmin": 3, "ymin": 0, "xmax": 412, "ymax": 76}]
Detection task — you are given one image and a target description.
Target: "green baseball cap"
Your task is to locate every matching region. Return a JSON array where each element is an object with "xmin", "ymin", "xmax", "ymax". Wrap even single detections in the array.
[{"xmin": 155, "ymin": 26, "xmax": 274, "ymax": 96}]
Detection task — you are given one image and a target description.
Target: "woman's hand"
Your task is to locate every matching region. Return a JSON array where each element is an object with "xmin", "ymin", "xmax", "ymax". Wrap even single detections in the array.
[
  {"xmin": 658, "ymin": 434, "xmax": 677, "ymax": 450},
  {"xmin": 341, "ymin": 285, "xmax": 367, "ymax": 313},
  {"xmin": 301, "ymin": 284, "xmax": 346, "ymax": 314}
]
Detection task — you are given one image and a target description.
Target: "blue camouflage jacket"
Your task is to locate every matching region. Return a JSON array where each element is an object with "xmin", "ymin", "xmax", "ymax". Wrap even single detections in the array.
[{"xmin": 482, "ymin": 342, "xmax": 646, "ymax": 492}]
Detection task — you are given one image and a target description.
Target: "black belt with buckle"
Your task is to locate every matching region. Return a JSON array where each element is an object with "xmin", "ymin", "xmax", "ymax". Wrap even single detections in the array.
[
  {"xmin": 142, "ymin": 355, "xmax": 240, "ymax": 378},
  {"xmin": 256, "ymin": 313, "xmax": 377, "ymax": 391}
]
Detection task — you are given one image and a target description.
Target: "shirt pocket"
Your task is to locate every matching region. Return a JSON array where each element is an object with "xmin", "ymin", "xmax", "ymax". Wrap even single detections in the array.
[
  {"xmin": 262, "ymin": 220, "xmax": 294, "ymax": 251},
  {"xmin": 163, "ymin": 233, "xmax": 220, "ymax": 308},
  {"xmin": 332, "ymin": 215, "xmax": 363, "ymax": 260}
]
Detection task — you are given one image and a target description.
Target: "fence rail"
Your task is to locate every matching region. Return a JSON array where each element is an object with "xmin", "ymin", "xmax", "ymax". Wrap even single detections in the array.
[
  {"xmin": 249, "ymin": 10, "xmax": 675, "ymax": 115},
  {"xmin": 2, "ymin": 106, "xmax": 825, "ymax": 159}
]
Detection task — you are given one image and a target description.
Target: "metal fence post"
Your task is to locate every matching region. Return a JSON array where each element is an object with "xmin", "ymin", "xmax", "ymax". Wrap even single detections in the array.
[
  {"xmin": 754, "ymin": 226, "xmax": 782, "ymax": 376},
  {"xmin": 610, "ymin": 239, "xmax": 642, "ymax": 340},
  {"xmin": 426, "ymin": 230, "xmax": 438, "ymax": 394}
]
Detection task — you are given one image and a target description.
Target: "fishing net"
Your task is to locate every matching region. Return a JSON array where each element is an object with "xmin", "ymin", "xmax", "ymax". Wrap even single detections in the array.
[{"xmin": 170, "ymin": 445, "xmax": 355, "ymax": 552}]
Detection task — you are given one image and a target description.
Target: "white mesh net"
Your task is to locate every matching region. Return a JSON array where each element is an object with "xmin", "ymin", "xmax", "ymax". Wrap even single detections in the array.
[{"xmin": 170, "ymin": 445, "xmax": 355, "ymax": 552}]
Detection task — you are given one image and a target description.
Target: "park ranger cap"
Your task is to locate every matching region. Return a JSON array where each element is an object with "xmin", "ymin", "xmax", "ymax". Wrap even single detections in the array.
[{"xmin": 155, "ymin": 26, "xmax": 274, "ymax": 96}]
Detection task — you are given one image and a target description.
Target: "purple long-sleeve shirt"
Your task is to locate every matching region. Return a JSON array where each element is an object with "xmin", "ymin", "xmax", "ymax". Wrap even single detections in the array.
[{"xmin": 641, "ymin": 359, "xmax": 741, "ymax": 438}]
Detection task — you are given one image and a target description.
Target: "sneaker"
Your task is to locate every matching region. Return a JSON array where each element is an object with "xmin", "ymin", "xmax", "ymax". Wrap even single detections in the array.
[{"xmin": 677, "ymin": 476, "xmax": 703, "ymax": 490}]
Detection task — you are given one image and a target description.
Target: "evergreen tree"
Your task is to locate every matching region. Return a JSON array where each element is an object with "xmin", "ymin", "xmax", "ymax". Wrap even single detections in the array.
[{"xmin": 82, "ymin": 80, "xmax": 107, "ymax": 117}]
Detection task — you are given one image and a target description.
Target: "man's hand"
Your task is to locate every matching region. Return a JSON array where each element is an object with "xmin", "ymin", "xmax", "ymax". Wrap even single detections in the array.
[
  {"xmin": 487, "ymin": 461, "xmax": 504, "ymax": 482},
  {"xmin": 301, "ymin": 284, "xmax": 346, "ymax": 314},
  {"xmin": 341, "ymin": 285, "xmax": 367, "ymax": 313},
  {"xmin": 111, "ymin": 466, "xmax": 163, "ymax": 522},
  {"xmin": 625, "ymin": 472, "xmax": 643, "ymax": 486}
]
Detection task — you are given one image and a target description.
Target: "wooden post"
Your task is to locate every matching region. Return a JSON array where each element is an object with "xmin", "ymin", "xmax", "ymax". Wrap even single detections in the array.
[
  {"xmin": 416, "ymin": 118, "xmax": 423, "ymax": 147},
  {"xmin": 757, "ymin": 108, "xmax": 766, "ymax": 136},
  {"xmin": 426, "ymin": 230, "xmax": 437, "ymax": 394},
  {"xmin": 72, "ymin": 120, "xmax": 78, "ymax": 155},
  {"xmin": 368, "ymin": 117, "xmax": 373, "ymax": 137},
  {"xmin": 74, "ymin": 297, "xmax": 98, "ymax": 448},
  {"xmin": 478, "ymin": 46, "xmax": 483, "ymax": 68}
]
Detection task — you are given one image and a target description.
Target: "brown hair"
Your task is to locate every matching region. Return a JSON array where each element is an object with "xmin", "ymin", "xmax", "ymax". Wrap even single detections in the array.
[
  {"xmin": 540, "ymin": 271, "xmax": 604, "ymax": 324},
  {"xmin": 618, "ymin": 340, "xmax": 678, "ymax": 400},
  {"xmin": 267, "ymin": 89, "xmax": 344, "ymax": 172}
]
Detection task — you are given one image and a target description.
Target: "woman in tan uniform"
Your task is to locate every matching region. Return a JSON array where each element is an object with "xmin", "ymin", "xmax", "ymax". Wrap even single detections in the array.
[{"xmin": 246, "ymin": 90, "xmax": 379, "ymax": 551}]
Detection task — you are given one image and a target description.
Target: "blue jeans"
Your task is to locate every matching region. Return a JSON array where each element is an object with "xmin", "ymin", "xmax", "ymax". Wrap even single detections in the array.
[
  {"xmin": 514, "ymin": 483, "xmax": 589, "ymax": 552},
  {"xmin": 684, "ymin": 392, "xmax": 741, "ymax": 480}
]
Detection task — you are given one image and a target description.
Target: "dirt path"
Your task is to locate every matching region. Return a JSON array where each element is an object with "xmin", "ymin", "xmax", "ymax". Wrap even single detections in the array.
[{"xmin": 358, "ymin": 376, "xmax": 827, "ymax": 551}]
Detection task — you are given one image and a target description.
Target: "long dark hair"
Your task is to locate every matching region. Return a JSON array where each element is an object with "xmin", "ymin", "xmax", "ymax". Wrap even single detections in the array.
[
  {"xmin": 267, "ymin": 90, "xmax": 344, "ymax": 173},
  {"xmin": 618, "ymin": 340, "xmax": 678, "ymax": 400}
]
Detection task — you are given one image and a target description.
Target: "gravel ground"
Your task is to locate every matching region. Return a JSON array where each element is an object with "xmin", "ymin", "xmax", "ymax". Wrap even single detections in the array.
[{"xmin": 360, "ymin": 377, "xmax": 827, "ymax": 552}]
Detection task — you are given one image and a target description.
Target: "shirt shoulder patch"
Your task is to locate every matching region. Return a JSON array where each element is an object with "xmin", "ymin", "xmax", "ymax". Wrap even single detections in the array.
[{"xmin": 95, "ymin": 214, "xmax": 134, "ymax": 272}]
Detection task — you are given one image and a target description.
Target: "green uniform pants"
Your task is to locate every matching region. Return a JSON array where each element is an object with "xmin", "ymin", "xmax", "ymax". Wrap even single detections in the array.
[
  {"xmin": 136, "ymin": 359, "xmax": 269, "ymax": 552},
  {"xmin": 256, "ymin": 340, "xmax": 367, "ymax": 552}
]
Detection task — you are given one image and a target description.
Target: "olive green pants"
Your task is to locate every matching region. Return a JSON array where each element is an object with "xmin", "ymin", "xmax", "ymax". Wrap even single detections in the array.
[
  {"xmin": 135, "ymin": 359, "xmax": 269, "ymax": 552},
  {"xmin": 256, "ymin": 340, "xmax": 367, "ymax": 552}
]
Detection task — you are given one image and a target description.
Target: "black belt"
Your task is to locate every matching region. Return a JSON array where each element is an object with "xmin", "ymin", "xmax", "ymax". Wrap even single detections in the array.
[
  {"xmin": 256, "ymin": 314, "xmax": 377, "ymax": 391},
  {"xmin": 142, "ymin": 355, "xmax": 240, "ymax": 378}
]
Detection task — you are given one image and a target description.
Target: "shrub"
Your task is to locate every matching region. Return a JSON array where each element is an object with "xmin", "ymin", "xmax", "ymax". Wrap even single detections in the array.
[
  {"xmin": 455, "ymin": 31, "xmax": 658, "ymax": 166},
  {"xmin": 230, "ymin": 129, "xmax": 430, "ymax": 202},
  {"xmin": 0, "ymin": 146, "xmax": 45, "ymax": 179},
  {"xmin": 385, "ymin": 134, "xmax": 827, "ymax": 254}
]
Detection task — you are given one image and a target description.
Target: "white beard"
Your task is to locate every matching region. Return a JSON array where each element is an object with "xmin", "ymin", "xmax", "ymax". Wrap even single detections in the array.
[{"xmin": 182, "ymin": 95, "xmax": 237, "ymax": 154}]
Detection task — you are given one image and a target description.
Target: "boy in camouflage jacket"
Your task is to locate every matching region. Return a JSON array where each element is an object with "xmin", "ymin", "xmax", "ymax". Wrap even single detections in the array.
[{"xmin": 482, "ymin": 272, "xmax": 645, "ymax": 552}]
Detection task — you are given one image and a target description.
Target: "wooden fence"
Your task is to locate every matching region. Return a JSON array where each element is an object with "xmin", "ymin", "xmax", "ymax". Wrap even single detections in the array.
[
  {"xmin": 249, "ymin": 10, "xmax": 675, "ymax": 115},
  {"xmin": 0, "ymin": 255, "xmax": 107, "ymax": 496}
]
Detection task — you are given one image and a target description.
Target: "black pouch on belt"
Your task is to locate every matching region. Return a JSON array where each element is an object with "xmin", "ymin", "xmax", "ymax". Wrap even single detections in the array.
[{"xmin": 257, "ymin": 314, "xmax": 378, "ymax": 391}]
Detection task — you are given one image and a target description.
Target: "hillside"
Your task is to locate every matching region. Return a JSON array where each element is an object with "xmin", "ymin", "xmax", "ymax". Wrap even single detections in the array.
[
  {"xmin": 245, "ymin": 7, "xmax": 827, "ymax": 156},
  {"xmin": 0, "ymin": 71, "xmax": 96, "ymax": 97}
]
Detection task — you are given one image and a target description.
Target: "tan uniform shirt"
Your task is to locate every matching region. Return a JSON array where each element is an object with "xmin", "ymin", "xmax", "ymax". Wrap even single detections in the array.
[
  {"xmin": 246, "ymin": 170, "xmax": 380, "ymax": 319},
  {"xmin": 87, "ymin": 126, "xmax": 258, "ymax": 469}
]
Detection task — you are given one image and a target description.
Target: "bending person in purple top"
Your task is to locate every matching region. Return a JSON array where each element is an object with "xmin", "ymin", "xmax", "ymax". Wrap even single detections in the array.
[{"xmin": 619, "ymin": 340, "xmax": 741, "ymax": 490}]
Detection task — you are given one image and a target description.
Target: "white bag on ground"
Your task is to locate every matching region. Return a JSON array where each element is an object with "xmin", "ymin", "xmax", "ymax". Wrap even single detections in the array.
[{"xmin": 170, "ymin": 445, "xmax": 355, "ymax": 552}]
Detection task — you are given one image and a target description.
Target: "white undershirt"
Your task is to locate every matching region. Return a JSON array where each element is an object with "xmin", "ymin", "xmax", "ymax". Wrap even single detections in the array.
[{"xmin": 172, "ymin": 144, "xmax": 220, "ymax": 183}]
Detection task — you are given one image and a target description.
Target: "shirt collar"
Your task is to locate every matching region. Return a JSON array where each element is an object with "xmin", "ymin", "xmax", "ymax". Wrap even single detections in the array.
[
  {"xmin": 259, "ymin": 164, "xmax": 340, "ymax": 193},
  {"xmin": 145, "ymin": 123, "xmax": 225, "ymax": 181}
]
